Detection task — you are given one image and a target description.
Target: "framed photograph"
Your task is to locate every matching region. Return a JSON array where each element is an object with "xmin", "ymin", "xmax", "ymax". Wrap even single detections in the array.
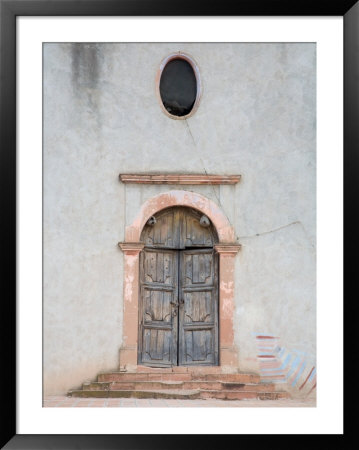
[{"xmin": 2, "ymin": 0, "xmax": 355, "ymax": 448}]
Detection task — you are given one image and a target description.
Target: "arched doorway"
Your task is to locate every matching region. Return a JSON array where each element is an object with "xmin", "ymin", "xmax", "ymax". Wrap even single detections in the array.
[
  {"xmin": 138, "ymin": 207, "xmax": 219, "ymax": 367},
  {"xmin": 119, "ymin": 190, "xmax": 241, "ymax": 372}
]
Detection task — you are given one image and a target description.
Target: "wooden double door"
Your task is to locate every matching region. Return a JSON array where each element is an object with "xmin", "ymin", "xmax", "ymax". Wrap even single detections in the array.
[{"xmin": 138, "ymin": 207, "xmax": 219, "ymax": 367}]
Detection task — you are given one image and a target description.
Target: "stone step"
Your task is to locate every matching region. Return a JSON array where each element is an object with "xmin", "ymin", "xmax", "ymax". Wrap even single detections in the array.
[
  {"xmin": 256, "ymin": 391, "xmax": 291, "ymax": 400},
  {"xmin": 135, "ymin": 365, "xmax": 190, "ymax": 373},
  {"xmin": 193, "ymin": 373, "xmax": 261, "ymax": 383},
  {"xmin": 97, "ymin": 372, "xmax": 193, "ymax": 382},
  {"xmin": 68, "ymin": 389, "xmax": 201, "ymax": 400},
  {"xmin": 68, "ymin": 388, "xmax": 290, "ymax": 401},
  {"xmin": 97, "ymin": 372, "xmax": 260, "ymax": 383},
  {"xmin": 135, "ymin": 365, "xmax": 229, "ymax": 374},
  {"xmin": 199, "ymin": 390, "xmax": 291, "ymax": 401},
  {"xmin": 214, "ymin": 382, "xmax": 276, "ymax": 392},
  {"xmin": 83, "ymin": 380, "xmax": 276, "ymax": 392}
]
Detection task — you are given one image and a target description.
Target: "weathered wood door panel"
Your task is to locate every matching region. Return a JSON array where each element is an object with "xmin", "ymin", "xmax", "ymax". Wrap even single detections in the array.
[
  {"xmin": 138, "ymin": 248, "xmax": 178, "ymax": 366},
  {"xmin": 139, "ymin": 207, "xmax": 219, "ymax": 367},
  {"xmin": 141, "ymin": 207, "xmax": 216, "ymax": 249},
  {"xmin": 178, "ymin": 249, "xmax": 219, "ymax": 366}
]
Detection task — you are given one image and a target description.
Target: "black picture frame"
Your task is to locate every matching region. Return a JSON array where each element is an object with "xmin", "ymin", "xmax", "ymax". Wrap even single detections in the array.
[{"xmin": 1, "ymin": 0, "xmax": 355, "ymax": 448}]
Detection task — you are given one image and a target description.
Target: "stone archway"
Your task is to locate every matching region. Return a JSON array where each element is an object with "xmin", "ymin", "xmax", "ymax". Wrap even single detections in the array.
[{"xmin": 119, "ymin": 190, "xmax": 241, "ymax": 372}]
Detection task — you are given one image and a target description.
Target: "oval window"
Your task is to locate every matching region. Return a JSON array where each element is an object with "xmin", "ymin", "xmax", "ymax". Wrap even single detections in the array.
[{"xmin": 158, "ymin": 55, "xmax": 199, "ymax": 118}]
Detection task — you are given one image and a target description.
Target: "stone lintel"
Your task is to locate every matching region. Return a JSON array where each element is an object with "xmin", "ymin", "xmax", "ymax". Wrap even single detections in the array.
[
  {"xmin": 119, "ymin": 174, "xmax": 241, "ymax": 185},
  {"xmin": 214, "ymin": 243, "xmax": 241, "ymax": 255}
]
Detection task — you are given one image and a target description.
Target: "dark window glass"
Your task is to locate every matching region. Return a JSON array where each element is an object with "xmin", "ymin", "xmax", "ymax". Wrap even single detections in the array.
[{"xmin": 159, "ymin": 59, "xmax": 197, "ymax": 117}]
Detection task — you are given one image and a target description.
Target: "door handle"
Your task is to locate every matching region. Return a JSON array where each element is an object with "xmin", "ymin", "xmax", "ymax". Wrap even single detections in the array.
[
  {"xmin": 170, "ymin": 300, "xmax": 184, "ymax": 307},
  {"xmin": 170, "ymin": 300, "xmax": 178, "ymax": 317}
]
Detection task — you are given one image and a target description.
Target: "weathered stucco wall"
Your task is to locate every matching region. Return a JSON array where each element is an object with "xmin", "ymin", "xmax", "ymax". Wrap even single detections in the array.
[{"xmin": 43, "ymin": 43, "xmax": 316, "ymax": 395}]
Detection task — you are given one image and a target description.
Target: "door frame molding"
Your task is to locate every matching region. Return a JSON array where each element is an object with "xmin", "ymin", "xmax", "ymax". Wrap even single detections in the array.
[{"xmin": 119, "ymin": 190, "xmax": 241, "ymax": 372}]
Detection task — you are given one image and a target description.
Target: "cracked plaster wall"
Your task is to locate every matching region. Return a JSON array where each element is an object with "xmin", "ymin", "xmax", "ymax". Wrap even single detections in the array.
[{"xmin": 43, "ymin": 43, "xmax": 316, "ymax": 395}]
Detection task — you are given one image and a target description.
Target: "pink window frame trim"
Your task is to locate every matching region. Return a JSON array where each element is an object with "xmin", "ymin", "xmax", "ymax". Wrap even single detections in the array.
[{"xmin": 118, "ymin": 190, "xmax": 241, "ymax": 372}]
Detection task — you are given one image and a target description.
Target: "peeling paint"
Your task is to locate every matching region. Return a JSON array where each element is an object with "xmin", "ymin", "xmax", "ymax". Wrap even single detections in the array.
[
  {"xmin": 124, "ymin": 275, "xmax": 134, "ymax": 301},
  {"xmin": 220, "ymin": 281, "xmax": 234, "ymax": 296},
  {"xmin": 222, "ymin": 298, "xmax": 234, "ymax": 316}
]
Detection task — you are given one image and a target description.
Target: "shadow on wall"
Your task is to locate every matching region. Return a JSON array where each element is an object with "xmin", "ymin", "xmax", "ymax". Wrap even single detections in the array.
[{"xmin": 254, "ymin": 333, "xmax": 316, "ymax": 398}]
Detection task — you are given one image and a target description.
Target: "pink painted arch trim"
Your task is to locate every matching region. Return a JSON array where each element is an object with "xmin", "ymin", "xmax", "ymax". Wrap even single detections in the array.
[{"xmin": 125, "ymin": 190, "xmax": 236, "ymax": 243}]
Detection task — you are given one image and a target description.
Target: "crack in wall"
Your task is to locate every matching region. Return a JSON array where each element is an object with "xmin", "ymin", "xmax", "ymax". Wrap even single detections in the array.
[
  {"xmin": 183, "ymin": 120, "xmax": 315, "ymax": 251},
  {"xmin": 239, "ymin": 220, "xmax": 316, "ymax": 250},
  {"xmin": 239, "ymin": 221, "xmax": 301, "ymax": 238},
  {"xmin": 184, "ymin": 118, "xmax": 196, "ymax": 145},
  {"xmin": 184, "ymin": 119, "xmax": 231, "ymax": 225}
]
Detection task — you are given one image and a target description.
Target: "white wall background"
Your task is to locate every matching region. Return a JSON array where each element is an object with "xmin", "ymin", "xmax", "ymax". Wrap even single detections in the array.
[{"xmin": 43, "ymin": 43, "xmax": 316, "ymax": 395}]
